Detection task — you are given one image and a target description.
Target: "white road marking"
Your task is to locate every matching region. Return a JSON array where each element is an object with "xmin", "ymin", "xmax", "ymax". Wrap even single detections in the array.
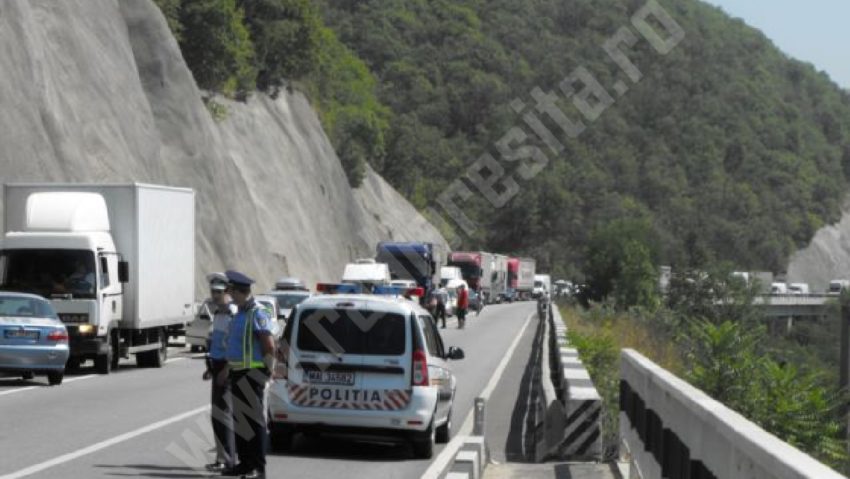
[
  {"xmin": 0, "ymin": 385, "xmax": 36, "ymax": 397},
  {"xmin": 0, "ymin": 405, "xmax": 210, "ymax": 479},
  {"xmin": 421, "ymin": 308, "xmax": 535, "ymax": 479},
  {"xmin": 62, "ymin": 374, "xmax": 97, "ymax": 384},
  {"xmin": 0, "ymin": 374, "xmax": 96, "ymax": 397}
]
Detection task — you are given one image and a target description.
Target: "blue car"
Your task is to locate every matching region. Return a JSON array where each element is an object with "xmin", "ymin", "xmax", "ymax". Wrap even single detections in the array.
[{"xmin": 0, "ymin": 292, "xmax": 69, "ymax": 385}]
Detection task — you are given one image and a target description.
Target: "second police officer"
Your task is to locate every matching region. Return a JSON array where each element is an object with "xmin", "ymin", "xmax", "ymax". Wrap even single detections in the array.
[
  {"xmin": 203, "ymin": 272, "xmax": 237, "ymax": 474},
  {"xmin": 224, "ymin": 270, "xmax": 275, "ymax": 479}
]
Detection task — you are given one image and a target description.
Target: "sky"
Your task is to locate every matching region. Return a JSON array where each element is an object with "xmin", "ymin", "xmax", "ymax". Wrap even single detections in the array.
[{"xmin": 702, "ymin": 0, "xmax": 850, "ymax": 88}]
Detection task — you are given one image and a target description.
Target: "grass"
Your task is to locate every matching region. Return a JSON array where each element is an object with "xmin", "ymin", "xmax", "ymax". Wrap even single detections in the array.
[{"xmin": 558, "ymin": 303, "xmax": 684, "ymax": 458}]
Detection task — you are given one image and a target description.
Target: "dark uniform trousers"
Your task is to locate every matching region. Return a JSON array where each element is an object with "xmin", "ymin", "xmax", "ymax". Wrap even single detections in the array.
[
  {"xmin": 231, "ymin": 367, "xmax": 270, "ymax": 473},
  {"xmin": 435, "ymin": 303, "xmax": 447, "ymax": 327},
  {"xmin": 211, "ymin": 359, "xmax": 236, "ymax": 467}
]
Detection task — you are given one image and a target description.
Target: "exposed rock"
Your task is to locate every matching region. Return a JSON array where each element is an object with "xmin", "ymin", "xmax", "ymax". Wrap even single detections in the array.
[
  {"xmin": 787, "ymin": 199, "xmax": 850, "ymax": 292},
  {"xmin": 0, "ymin": 0, "xmax": 447, "ymax": 294}
]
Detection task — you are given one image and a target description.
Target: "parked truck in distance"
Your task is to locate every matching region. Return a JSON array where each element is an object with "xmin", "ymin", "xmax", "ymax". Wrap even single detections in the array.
[
  {"xmin": 506, "ymin": 257, "xmax": 536, "ymax": 301},
  {"xmin": 375, "ymin": 242, "xmax": 443, "ymax": 294},
  {"xmin": 447, "ymin": 251, "xmax": 495, "ymax": 303},
  {"xmin": 533, "ymin": 274, "xmax": 551, "ymax": 300},
  {"xmin": 440, "ymin": 266, "xmax": 462, "ymax": 286},
  {"xmin": 491, "ymin": 254, "xmax": 508, "ymax": 302},
  {"xmin": 829, "ymin": 279, "xmax": 850, "ymax": 295},
  {"xmin": 0, "ymin": 183, "xmax": 195, "ymax": 373}
]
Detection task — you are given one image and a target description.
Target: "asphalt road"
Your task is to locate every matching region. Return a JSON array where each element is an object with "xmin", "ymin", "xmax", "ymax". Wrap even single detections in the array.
[{"xmin": 0, "ymin": 301, "xmax": 536, "ymax": 479}]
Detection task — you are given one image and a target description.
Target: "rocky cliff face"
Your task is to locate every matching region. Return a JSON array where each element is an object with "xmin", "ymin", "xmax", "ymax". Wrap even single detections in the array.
[
  {"xmin": 0, "ymin": 0, "xmax": 447, "ymax": 293},
  {"xmin": 787, "ymin": 199, "xmax": 850, "ymax": 291}
]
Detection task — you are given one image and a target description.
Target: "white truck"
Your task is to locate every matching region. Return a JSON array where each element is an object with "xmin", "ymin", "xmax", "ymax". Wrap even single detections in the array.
[
  {"xmin": 0, "ymin": 183, "xmax": 195, "ymax": 373},
  {"xmin": 533, "ymin": 274, "xmax": 552, "ymax": 299},
  {"xmin": 440, "ymin": 266, "xmax": 462, "ymax": 286},
  {"xmin": 491, "ymin": 254, "xmax": 509, "ymax": 302}
]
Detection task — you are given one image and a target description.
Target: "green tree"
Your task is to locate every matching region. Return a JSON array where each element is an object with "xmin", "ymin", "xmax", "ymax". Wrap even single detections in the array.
[
  {"xmin": 584, "ymin": 218, "xmax": 660, "ymax": 309},
  {"xmin": 239, "ymin": 0, "xmax": 322, "ymax": 95},
  {"xmin": 179, "ymin": 0, "xmax": 256, "ymax": 98},
  {"xmin": 685, "ymin": 320, "xmax": 848, "ymax": 468},
  {"xmin": 152, "ymin": 0, "xmax": 183, "ymax": 41},
  {"xmin": 307, "ymin": 27, "xmax": 390, "ymax": 186}
]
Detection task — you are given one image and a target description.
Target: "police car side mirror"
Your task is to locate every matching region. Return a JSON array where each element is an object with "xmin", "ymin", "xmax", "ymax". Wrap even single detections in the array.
[{"xmin": 447, "ymin": 347, "xmax": 465, "ymax": 361}]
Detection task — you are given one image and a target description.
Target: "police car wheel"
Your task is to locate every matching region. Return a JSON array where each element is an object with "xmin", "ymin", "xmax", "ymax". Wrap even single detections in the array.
[
  {"xmin": 436, "ymin": 411, "xmax": 451, "ymax": 444},
  {"xmin": 269, "ymin": 422, "xmax": 294, "ymax": 452},
  {"xmin": 412, "ymin": 421, "xmax": 435, "ymax": 459}
]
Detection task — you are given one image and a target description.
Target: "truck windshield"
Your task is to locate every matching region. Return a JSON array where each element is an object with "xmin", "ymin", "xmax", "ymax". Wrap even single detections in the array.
[
  {"xmin": 0, "ymin": 249, "xmax": 97, "ymax": 299},
  {"xmin": 451, "ymin": 263, "xmax": 482, "ymax": 279}
]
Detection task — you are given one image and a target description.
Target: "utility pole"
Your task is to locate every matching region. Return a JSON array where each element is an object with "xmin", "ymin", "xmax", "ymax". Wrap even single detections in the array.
[{"xmin": 840, "ymin": 295, "xmax": 850, "ymax": 443}]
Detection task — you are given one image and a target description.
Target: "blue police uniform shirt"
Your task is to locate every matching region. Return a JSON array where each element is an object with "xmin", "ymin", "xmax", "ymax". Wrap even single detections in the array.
[
  {"xmin": 208, "ymin": 302, "xmax": 237, "ymax": 360},
  {"xmin": 225, "ymin": 299, "xmax": 272, "ymax": 366}
]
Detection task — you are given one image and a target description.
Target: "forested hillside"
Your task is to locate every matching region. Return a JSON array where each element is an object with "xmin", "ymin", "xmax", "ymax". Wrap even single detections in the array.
[{"xmin": 156, "ymin": 0, "xmax": 850, "ymax": 278}]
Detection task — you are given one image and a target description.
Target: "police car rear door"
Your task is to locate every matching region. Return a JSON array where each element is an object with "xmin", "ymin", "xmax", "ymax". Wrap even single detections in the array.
[
  {"xmin": 292, "ymin": 301, "xmax": 365, "ymax": 408},
  {"xmin": 354, "ymin": 301, "xmax": 411, "ymax": 412},
  {"xmin": 291, "ymin": 300, "xmax": 409, "ymax": 410}
]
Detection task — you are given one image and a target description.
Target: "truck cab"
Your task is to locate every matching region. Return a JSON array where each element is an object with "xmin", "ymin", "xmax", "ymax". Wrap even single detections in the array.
[
  {"xmin": 1, "ymin": 184, "xmax": 194, "ymax": 374},
  {"xmin": 0, "ymin": 193, "xmax": 127, "ymax": 372}
]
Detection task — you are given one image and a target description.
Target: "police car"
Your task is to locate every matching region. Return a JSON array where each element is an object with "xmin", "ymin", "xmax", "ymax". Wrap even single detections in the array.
[{"xmin": 267, "ymin": 287, "xmax": 465, "ymax": 458}]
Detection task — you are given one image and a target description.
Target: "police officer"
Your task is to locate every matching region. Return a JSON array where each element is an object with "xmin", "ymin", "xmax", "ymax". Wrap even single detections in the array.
[
  {"xmin": 202, "ymin": 273, "xmax": 237, "ymax": 473},
  {"xmin": 224, "ymin": 270, "xmax": 275, "ymax": 479}
]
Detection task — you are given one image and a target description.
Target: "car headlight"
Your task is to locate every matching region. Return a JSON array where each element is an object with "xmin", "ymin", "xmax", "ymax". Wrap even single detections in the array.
[{"xmin": 77, "ymin": 324, "xmax": 95, "ymax": 334}]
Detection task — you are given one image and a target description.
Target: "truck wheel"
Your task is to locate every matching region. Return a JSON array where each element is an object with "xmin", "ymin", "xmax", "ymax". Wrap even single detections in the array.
[
  {"xmin": 95, "ymin": 333, "xmax": 114, "ymax": 374},
  {"xmin": 109, "ymin": 330, "xmax": 121, "ymax": 371},
  {"xmin": 21, "ymin": 371, "xmax": 34, "ymax": 380},
  {"xmin": 137, "ymin": 328, "xmax": 167, "ymax": 368},
  {"xmin": 47, "ymin": 371, "xmax": 64, "ymax": 386},
  {"xmin": 66, "ymin": 356, "xmax": 81, "ymax": 371}
]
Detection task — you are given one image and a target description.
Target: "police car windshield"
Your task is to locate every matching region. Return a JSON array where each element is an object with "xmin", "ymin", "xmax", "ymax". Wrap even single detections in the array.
[{"xmin": 296, "ymin": 308, "xmax": 406, "ymax": 356}]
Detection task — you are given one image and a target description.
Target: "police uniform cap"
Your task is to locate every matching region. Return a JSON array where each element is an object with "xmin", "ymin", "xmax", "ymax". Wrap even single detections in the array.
[
  {"xmin": 207, "ymin": 272, "xmax": 228, "ymax": 290},
  {"xmin": 225, "ymin": 270, "xmax": 255, "ymax": 288}
]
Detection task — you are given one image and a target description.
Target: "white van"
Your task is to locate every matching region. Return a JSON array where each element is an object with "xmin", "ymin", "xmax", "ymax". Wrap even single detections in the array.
[
  {"xmin": 268, "ymin": 294, "xmax": 464, "ymax": 458},
  {"xmin": 342, "ymin": 262, "xmax": 391, "ymax": 292}
]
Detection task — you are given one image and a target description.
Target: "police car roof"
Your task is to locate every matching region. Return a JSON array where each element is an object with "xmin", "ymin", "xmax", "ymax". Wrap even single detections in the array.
[{"xmin": 298, "ymin": 293, "xmax": 426, "ymax": 316}]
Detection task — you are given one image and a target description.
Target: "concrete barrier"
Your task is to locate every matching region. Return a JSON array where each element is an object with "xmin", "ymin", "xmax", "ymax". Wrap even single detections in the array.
[
  {"xmin": 530, "ymin": 304, "xmax": 602, "ymax": 461},
  {"xmin": 534, "ymin": 303, "xmax": 568, "ymax": 461},
  {"xmin": 620, "ymin": 349, "xmax": 847, "ymax": 479},
  {"xmin": 550, "ymin": 307, "xmax": 603, "ymax": 460},
  {"xmin": 446, "ymin": 436, "xmax": 488, "ymax": 479}
]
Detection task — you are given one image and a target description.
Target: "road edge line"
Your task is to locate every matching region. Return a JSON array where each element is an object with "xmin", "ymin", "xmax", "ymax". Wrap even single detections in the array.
[{"xmin": 421, "ymin": 307, "xmax": 536, "ymax": 479}]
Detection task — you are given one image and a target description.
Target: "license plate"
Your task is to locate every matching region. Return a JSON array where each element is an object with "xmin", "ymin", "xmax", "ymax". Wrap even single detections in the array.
[
  {"xmin": 4, "ymin": 329, "xmax": 39, "ymax": 339},
  {"xmin": 305, "ymin": 370, "xmax": 355, "ymax": 386}
]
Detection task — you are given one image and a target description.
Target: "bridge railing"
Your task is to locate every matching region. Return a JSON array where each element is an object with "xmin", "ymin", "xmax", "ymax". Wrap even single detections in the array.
[{"xmin": 620, "ymin": 349, "xmax": 846, "ymax": 479}]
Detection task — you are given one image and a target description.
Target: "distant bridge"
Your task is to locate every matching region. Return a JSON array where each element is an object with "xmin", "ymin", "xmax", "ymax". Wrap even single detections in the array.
[{"xmin": 752, "ymin": 293, "xmax": 836, "ymax": 318}]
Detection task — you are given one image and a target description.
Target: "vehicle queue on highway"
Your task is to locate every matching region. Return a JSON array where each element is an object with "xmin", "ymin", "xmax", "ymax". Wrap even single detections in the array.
[
  {"xmin": 0, "ymin": 190, "xmax": 553, "ymax": 479},
  {"xmin": 184, "ymin": 241, "xmax": 553, "ymax": 477}
]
